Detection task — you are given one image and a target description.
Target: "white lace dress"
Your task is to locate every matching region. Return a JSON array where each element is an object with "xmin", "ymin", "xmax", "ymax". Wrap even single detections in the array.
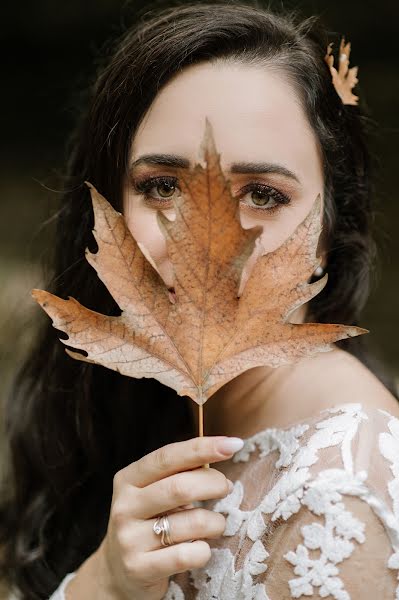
[{"xmin": 9, "ymin": 401, "xmax": 399, "ymax": 599}]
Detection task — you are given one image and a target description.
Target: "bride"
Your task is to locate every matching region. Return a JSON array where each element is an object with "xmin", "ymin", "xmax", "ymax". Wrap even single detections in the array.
[{"xmin": 2, "ymin": 2, "xmax": 398, "ymax": 599}]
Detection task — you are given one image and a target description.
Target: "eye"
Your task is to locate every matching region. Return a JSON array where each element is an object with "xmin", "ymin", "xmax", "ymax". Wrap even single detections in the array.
[
  {"xmin": 132, "ymin": 175, "xmax": 291, "ymax": 213},
  {"xmin": 239, "ymin": 183, "xmax": 291, "ymax": 213},
  {"xmin": 133, "ymin": 175, "xmax": 180, "ymax": 207}
]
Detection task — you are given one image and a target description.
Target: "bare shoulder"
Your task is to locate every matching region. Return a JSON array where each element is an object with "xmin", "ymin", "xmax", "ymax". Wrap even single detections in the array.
[{"xmin": 286, "ymin": 346, "xmax": 399, "ymax": 420}]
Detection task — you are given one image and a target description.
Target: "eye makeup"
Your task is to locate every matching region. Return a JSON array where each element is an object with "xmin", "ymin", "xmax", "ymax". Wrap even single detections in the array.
[{"xmin": 130, "ymin": 174, "xmax": 293, "ymax": 215}]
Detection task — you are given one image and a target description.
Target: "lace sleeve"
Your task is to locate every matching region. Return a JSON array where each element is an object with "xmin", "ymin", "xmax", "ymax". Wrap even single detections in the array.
[
  {"xmin": 253, "ymin": 404, "xmax": 399, "ymax": 599},
  {"xmin": 136, "ymin": 402, "xmax": 399, "ymax": 599},
  {"xmin": 5, "ymin": 572, "xmax": 77, "ymax": 600},
  {"xmin": 48, "ymin": 572, "xmax": 77, "ymax": 599}
]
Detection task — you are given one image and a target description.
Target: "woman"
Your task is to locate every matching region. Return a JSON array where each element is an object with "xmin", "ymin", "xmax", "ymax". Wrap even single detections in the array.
[{"xmin": 1, "ymin": 2, "xmax": 399, "ymax": 599}]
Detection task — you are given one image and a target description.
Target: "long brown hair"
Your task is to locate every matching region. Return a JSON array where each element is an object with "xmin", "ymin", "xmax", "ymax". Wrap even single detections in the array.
[{"xmin": 1, "ymin": 2, "xmax": 396, "ymax": 597}]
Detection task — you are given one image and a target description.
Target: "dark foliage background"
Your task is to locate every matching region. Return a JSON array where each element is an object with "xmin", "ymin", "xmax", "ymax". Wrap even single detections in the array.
[{"xmin": 1, "ymin": 0, "xmax": 398, "ymax": 405}]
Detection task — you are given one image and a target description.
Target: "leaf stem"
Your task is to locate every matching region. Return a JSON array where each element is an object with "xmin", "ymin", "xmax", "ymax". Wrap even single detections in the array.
[{"xmin": 198, "ymin": 403, "xmax": 209, "ymax": 469}]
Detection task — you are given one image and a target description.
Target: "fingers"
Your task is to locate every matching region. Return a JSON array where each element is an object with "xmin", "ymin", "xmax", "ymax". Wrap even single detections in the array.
[
  {"xmin": 126, "ymin": 507, "xmax": 226, "ymax": 552},
  {"xmin": 116, "ymin": 436, "xmax": 244, "ymax": 488},
  {"xmin": 134, "ymin": 467, "xmax": 233, "ymax": 519},
  {"xmin": 124, "ymin": 540, "xmax": 212, "ymax": 584},
  {"xmin": 104, "ymin": 436, "xmax": 244, "ymax": 595},
  {"xmin": 150, "ymin": 508, "xmax": 226, "ymax": 550},
  {"xmin": 166, "ymin": 503, "xmax": 196, "ymax": 513}
]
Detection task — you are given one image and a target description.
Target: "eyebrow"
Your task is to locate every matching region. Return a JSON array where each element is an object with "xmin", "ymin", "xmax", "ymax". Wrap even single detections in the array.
[{"xmin": 130, "ymin": 153, "xmax": 301, "ymax": 184}]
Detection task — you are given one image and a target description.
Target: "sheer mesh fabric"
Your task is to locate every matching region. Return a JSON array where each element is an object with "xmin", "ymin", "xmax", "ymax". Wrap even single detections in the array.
[{"xmin": 165, "ymin": 402, "xmax": 399, "ymax": 599}]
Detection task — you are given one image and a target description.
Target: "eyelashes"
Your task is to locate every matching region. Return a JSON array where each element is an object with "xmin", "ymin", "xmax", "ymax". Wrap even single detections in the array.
[{"xmin": 131, "ymin": 174, "xmax": 292, "ymax": 214}]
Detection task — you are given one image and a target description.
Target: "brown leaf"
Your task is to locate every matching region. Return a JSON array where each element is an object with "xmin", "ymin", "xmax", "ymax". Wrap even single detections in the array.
[{"xmin": 31, "ymin": 118, "xmax": 367, "ymax": 405}]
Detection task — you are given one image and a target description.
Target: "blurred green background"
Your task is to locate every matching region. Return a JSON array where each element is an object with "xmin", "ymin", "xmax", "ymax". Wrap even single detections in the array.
[{"xmin": 1, "ymin": 0, "xmax": 398, "ymax": 403}]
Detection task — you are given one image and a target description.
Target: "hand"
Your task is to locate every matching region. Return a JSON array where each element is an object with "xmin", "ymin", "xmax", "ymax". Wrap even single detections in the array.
[{"xmin": 96, "ymin": 435, "xmax": 242, "ymax": 600}]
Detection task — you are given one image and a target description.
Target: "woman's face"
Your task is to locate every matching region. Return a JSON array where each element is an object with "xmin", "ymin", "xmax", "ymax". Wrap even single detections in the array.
[{"xmin": 123, "ymin": 61, "xmax": 324, "ymax": 312}]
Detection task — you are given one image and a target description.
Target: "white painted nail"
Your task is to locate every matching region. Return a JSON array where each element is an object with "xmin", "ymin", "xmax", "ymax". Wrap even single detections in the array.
[{"xmin": 217, "ymin": 437, "xmax": 244, "ymax": 455}]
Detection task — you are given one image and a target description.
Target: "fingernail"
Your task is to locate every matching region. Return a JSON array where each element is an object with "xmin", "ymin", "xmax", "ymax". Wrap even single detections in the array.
[
  {"xmin": 227, "ymin": 479, "xmax": 234, "ymax": 492},
  {"xmin": 217, "ymin": 437, "xmax": 244, "ymax": 456}
]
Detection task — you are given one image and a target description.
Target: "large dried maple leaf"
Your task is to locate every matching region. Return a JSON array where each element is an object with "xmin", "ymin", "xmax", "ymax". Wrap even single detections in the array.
[{"xmin": 32, "ymin": 119, "xmax": 367, "ymax": 406}]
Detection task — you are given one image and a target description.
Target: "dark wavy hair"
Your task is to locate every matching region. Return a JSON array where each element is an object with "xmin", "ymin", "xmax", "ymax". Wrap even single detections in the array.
[{"xmin": 1, "ymin": 1, "xmax": 397, "ymax": 598}]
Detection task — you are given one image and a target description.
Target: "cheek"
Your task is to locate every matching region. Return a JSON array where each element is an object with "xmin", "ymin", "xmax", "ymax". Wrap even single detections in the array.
[
  {"xmin": 239, "ymin": 196, "xmax": 322, "ymax": 254},
  {"xmin": 122, "ymin": 189, "xmax": 322, "ymax": 293},
  {"xmin": 238, "ymin": 195, "xmax": 323, "ymax": 296},
  {"xmin": 123, "ymin": 192, "xmax": 176, "ymax": 288}
]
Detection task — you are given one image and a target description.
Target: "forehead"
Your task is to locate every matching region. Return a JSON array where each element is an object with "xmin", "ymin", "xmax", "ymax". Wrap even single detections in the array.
[{"xmin": 130, "ymin": 61, "xmax": 322, "ymax": 178}]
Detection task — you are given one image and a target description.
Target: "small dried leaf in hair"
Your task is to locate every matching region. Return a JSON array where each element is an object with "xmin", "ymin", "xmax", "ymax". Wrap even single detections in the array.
[
  {"xmin": 31, "ymin": 119, "xmax": 367, "ymax": 407},
  {"xmin": 325, "ymin": 37, "xmax": 359, "ymax": 106}
]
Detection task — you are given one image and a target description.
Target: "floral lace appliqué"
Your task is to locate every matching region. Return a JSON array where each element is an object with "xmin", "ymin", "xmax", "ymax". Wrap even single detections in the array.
[
  {"xmin": 378, "ymin": 410, "xmax": 399, "ymax": 600},
  {"xmin": 283, "ymin": 468, "xmax": 368, "ymax": 599},
  {"xmin": 233, "ymin": 422, "xmax": 310, "ymax": 467},
  {"xmin": 190, "ymin": 539, "xmax": 270, "ymax": 600}
]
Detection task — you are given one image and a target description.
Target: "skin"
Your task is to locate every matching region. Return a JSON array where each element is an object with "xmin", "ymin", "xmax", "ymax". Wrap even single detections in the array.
[{"xmin": 65, "ymin": 60, "xmax": 398, "ymax": 600}]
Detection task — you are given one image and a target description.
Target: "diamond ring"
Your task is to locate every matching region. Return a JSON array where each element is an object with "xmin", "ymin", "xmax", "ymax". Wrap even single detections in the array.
[{"xmin": 153, "ymin": 514, "xmax": 174, "ymax": 546}]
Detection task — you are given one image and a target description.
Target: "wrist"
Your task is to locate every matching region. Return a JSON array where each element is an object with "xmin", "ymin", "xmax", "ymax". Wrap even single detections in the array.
[
  {"xmin": 93, "ymin": 541, "xmax": 127, "ymax": 600},
  {"xmin": 65, "ymin": 541, "xmax": 123, "ymax": 600}
]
